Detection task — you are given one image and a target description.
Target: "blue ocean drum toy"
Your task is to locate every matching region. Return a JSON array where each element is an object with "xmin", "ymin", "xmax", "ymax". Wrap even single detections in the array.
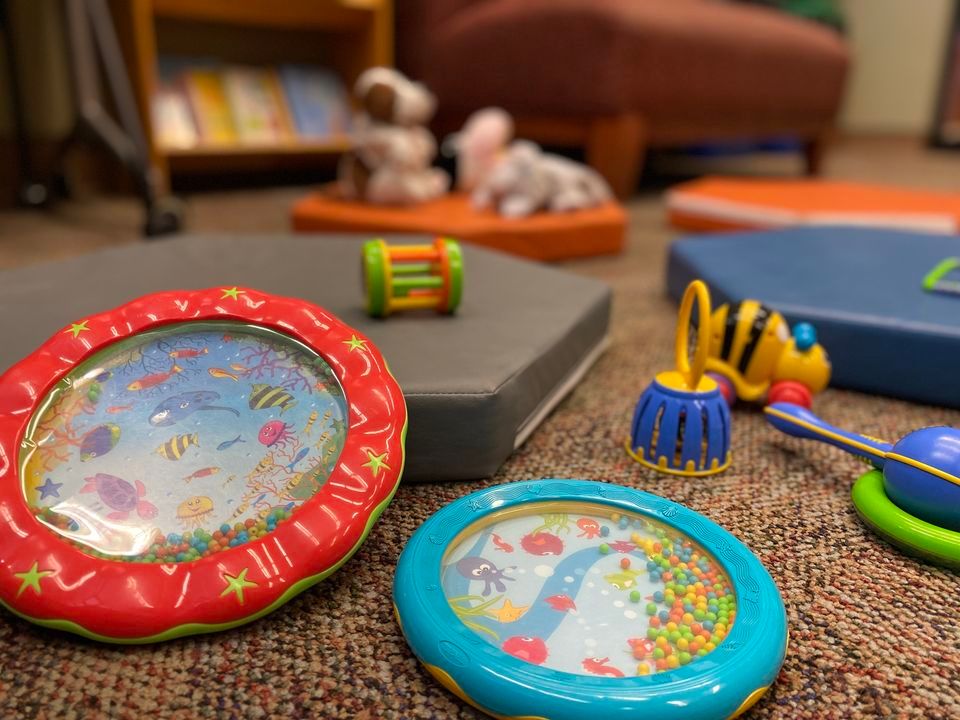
[{"xmin": 394, "ymin": 480, "xmax": 787, "ymax": 720}]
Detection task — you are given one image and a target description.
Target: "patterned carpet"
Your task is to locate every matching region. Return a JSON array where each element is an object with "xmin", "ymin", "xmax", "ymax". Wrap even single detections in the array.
[{"xmin": 2, "ymin": 192, "xmax": 960, "ymax": 719}]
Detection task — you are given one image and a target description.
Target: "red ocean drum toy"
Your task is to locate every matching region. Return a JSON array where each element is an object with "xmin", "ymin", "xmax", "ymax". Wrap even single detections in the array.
[{"xmin": 0, "ymin": 288, "xmax": 406, "ymax": 642}]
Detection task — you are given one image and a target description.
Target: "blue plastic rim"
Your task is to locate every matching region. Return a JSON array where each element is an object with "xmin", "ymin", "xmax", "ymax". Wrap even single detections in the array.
[{"xmin": 394, "ymin": 480, "xmax": 787, "ymax": 720}]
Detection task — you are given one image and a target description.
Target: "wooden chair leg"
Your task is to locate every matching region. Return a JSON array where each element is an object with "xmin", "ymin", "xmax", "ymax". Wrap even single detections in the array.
[
  {"xmin": 586, "ymin": 114, "xmax": 646, "ymax": 199},
  {"xmin": 803, "ymin": 133, "xmax": 827, "ymax": 176}
]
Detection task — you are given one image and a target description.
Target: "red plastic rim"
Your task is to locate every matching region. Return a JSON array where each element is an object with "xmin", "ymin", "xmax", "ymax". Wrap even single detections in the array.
[{"xmin": 0, "ymin": 287, "xmax": 406, "ymax": 641}]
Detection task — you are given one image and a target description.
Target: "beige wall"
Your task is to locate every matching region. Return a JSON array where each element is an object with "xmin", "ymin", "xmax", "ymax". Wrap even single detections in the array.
[{"xmin": 839, "ymin": 0, "xmax": 955, "ymax": 133}]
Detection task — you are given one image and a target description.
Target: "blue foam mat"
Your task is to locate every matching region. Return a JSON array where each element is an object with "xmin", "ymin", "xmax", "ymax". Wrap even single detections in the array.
[{"xmin": 666, "ymin": 227, "xmax": 960, "ymax": 409}]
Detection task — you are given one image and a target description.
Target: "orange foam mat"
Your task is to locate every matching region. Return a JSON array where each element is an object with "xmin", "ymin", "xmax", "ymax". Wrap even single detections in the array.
[
  {"xmin": 666, "ymin": 177, "xmax": 960, "ymax": 234},
  {"xmin": 291, "ymin": 189, "xmax": 626, "ymax": 261}
]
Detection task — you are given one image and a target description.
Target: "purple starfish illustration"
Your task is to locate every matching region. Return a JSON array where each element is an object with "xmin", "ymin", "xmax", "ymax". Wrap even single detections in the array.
[{"xmin": 36, "ymin": 478, "xmax": 63, "ymax": 501}]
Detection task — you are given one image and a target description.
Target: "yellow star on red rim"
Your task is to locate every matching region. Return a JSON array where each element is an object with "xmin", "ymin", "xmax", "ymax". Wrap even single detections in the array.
[
  {"xmin": 14, "ymin": 562, "xmax": 53, "ymax": 598},
  {"xmin": 220, "ymin": 568, "xmax": 257, "ymax": 604},
  {"xmin": 362, "ymin": 449, "xmax": 390, "ymax": 478},
  {"xmin": 342, "ymin": 335, "xmax": 368, "ymax": 352},
  {"xmin": 64, "ymin": 321, "xmax": 89, "ymax": 338},
  {"xmin": 220, "ymin": 287, "xmax": 245, "ymax": 300}
]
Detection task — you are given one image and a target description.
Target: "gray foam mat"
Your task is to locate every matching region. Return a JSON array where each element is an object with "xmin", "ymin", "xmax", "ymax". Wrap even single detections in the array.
[{"xmin": 0, "ymin": 235, "xmax": 611, "ymax": 480}]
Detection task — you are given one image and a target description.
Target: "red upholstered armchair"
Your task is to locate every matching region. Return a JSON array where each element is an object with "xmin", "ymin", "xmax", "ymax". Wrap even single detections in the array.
[{"xmin": 396, "ymin": 0, "xmax": 849, "ymax": 197}]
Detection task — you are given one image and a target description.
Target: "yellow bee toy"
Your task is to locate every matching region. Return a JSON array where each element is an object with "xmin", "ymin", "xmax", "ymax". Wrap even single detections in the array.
[{"xmin": 705, "ymin": 299, "xmax": 830, "ymax": 408}]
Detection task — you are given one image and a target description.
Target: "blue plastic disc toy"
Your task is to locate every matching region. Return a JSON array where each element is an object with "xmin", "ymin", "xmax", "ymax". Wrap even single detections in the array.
[{"xmin": 394, "ymin": 480, "xmax": 787, "ymax": 720}]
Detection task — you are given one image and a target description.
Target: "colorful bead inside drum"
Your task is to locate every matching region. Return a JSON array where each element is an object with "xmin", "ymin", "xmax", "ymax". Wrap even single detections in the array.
[
  {"xmin": 20, "ymin": 321, "xmax": 348, "ymax": 563},
  {"xmin": 442, "ymin": 501, "xmax": 737, "ymax": 677}
]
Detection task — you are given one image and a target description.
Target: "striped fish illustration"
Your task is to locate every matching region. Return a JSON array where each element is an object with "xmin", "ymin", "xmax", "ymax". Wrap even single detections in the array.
[
  {"xmin": 155, "ymin": 433, "xmax": 199, "ymax": 461},
  {"xmin": 247, "ymin": 453, "xmax": 275, "ymax": 480},
  {"xmin": 303, "ymin": 409, "xmax": 319, "ymax": 435},
  {"xmin": 248, "ymin": 384, "xmax": 297, "ymax": 414}
]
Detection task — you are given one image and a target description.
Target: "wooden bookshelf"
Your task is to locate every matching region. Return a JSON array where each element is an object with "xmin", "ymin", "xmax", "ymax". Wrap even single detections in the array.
[
  {"xmin": 166, "ymin": 138, "xmax": 353, "ymax": 173},
  {"xmin": 110, "ymin": 0, "xmax": 392, "ymax": 191}
]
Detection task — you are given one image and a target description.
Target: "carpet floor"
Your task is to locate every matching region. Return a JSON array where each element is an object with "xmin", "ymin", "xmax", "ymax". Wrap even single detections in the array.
[{"xmin": 0, "ymin": 137, "xmax": 958, "ymax": 719}]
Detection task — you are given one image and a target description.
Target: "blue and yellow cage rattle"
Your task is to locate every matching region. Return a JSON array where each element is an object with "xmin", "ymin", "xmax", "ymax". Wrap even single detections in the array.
[{"xmin": 627, "ymin": 280, "xmax": 732, "ymax": 477}]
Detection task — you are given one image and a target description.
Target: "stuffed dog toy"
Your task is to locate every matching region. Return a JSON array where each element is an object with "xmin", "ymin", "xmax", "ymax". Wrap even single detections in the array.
[
  {"xmin": 451, "ymin": 108, "xmax": 612, "ymax": 217},
  {"xmin": 339, "ymin": 68, "xmax": 449, "ymax": 205}
]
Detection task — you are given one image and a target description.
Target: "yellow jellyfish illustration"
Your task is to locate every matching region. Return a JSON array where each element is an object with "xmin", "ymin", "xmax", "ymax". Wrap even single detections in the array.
[{"xmin": 176, "ymin": 495, "xmax": 214, "ymax": 529}]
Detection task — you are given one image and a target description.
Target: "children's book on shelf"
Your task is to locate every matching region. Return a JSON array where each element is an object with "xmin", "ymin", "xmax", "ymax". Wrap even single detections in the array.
[
  {"xmin": 222, "ymin": 66, "xmax": 295, "ymax": 144},
  {"xmin": 152, "ymin": 84, "xmax": 198, "ymax": 149},
  {"xmin": 153, "ymin": 57, "xmax": 349, "ymax": 149},
  {"xmin": 183, "ymin": 69, "xmax": 237, "ymax": 145},
  {"xmin": 280, "ymin": 65, "xmax": 350, "ymax": 139}
]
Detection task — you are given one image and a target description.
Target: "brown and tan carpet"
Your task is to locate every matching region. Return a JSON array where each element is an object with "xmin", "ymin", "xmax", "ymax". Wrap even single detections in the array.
[{"xmin": 0, "ymin": 137, "xmax": 958, "ymax": 719}]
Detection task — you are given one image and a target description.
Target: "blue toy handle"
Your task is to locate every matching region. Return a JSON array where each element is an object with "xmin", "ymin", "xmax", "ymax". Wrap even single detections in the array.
[{"xmin": 764, "ymin": 402, "xmax": 892, "ymax": 466}]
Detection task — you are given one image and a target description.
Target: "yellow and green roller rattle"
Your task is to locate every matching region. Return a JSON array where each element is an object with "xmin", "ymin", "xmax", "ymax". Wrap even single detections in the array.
[{"xmin": 362, "ymin": 237, "xmax": 464, "ymax": 318}]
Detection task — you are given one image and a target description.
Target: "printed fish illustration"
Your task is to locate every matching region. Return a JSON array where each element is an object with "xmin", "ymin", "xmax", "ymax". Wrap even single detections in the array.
[
  {"xmin": 208, "ymin": 368, "xmax": 239, "ymax": 381},
  {"xmin": 222, "ymin": 334, "xmax": 234, "ymax": 343},
  {"xmin": 313, "ymin": 430, "xmax": 331, "ymax": 450},
  {"xmin": 627, "ymin": 638, "xmax": 656, "ymax": 658},
  {"xmin": 156, "ymin": 433, "xmax": 200, "ymax": 461},
  {"xmin": 169, "ymin": 348, "xmax": 209, "ymax": 359},
  {"xmin": 285, "ymin": 447, "xmax": 309, "ymax": 471},
  {"xmin": 501, "ymin": 637, "xmax": 547, "ymax": 665},
  {"xmin": 127, "ymin": 364, "xmax": 182, "ymax": 391},
  {"xmin": 216, "ymin": 435, "xmax": 245, "ymax": 451},
  {"xmin": 604, "ymin": 569, "xmax": 643, "ymax": 590},
  {"xmin": 249, "ymin": 453, "xmax": 275, "ymax": 478},
  {"xmin": 283, "ymin": 473, "xmax": 304, "ymax": 494},
  {"xmin": 80, "ymin": 423, "xmax": 121, "ymax": 461},
  {"xmin": 229, "ymin": 363, "xmax": 249, "ymax": 373},
  {"xmin": 609, "ymin": 540, "xmax": 637, "ymax": 553},
  {"xmin": 184, "ymin": 467, "xmax": 220, "ymax": 482},
  {"xmin": 303, "ymin": 410, "xmax": 319, "ymax": 435},
  {"xmin": 581, "ymin": 657, "xmax": 624, "ymax": 678},
  {"xmin": 544, "ymin": 594, "xmax": 576, "ymax": 613},
  {"xmin": 149, "ymin": 390, "xmax": 240, "ymax": 426},
  {"xmin": 248, "ymin": 384, "xmax": 297, "ymax": 414},
  {"xmin": 105, "ymin": 404, "xmax": 133, "ymax": 415},
  {"xmin": 491, "ymin": 533, "xmax": 514, "ymax": 553},
  {"xmin": 576, "ymin": 518, "xmax": 601, "ymax": 539}
]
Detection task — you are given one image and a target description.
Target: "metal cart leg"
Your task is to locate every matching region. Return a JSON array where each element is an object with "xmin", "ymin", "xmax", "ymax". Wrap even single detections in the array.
[
  {"xmin": 54, "ymin": 0, "xmax": 183, "ymax": 237},
  {"xmin": 0, "ymin": 0, "xmax": 49, "ymax": 207}
]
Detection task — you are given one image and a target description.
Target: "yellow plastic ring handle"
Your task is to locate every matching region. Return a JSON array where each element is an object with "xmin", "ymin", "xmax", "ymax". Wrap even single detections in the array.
[{"xmin": 674, "ymin": 280, "xmax": 712, "ymax": 390}]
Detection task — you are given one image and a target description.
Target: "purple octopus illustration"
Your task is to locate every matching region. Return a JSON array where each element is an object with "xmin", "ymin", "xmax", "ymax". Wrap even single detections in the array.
[
  {"xmin": 456, "ymin": 556, "xmax": 516, "ymax": 596},
  {"xmin": 80, "ymin": 473, "xmax": 158, "ymax": 521}
]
